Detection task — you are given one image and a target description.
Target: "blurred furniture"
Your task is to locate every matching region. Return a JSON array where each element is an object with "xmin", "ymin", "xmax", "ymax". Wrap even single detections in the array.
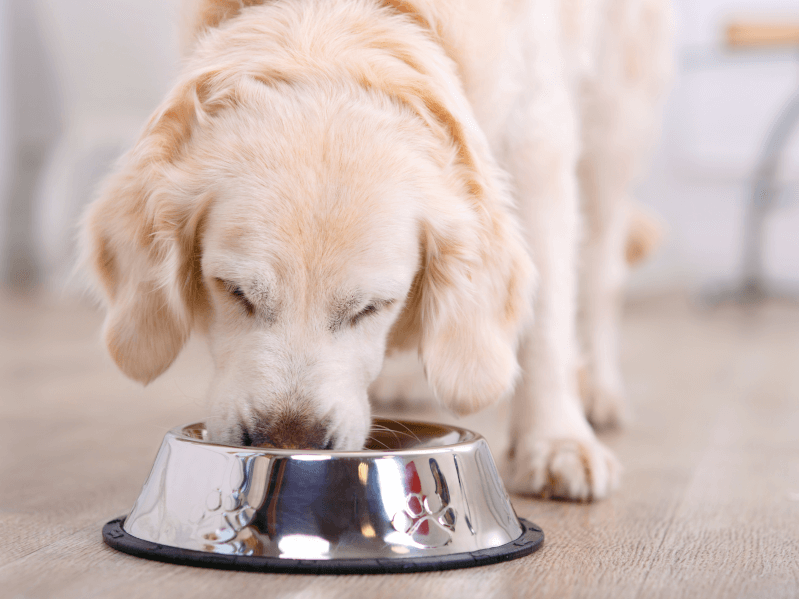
[
  {"xmin": 0, "ymin": 3, "xmax": 11, "ymax": 280},
  {"xmin": 708, "ymin": 21, "xmax": 799, "ymax": 304},
  {"xmin": 0, "ymin": 1, "xmax": 63, "ymax": 290}
]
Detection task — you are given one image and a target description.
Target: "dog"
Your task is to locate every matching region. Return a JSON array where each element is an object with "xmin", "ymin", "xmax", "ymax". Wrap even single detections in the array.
[{"xmin": 81, "ymin": 0, "xmax": 670, "ymax": 501}]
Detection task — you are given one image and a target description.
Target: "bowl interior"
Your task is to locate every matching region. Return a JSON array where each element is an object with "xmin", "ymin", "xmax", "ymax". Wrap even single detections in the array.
[{"xmin": 179, "ymin": 418, "xmax": 474, "ymax": 451}]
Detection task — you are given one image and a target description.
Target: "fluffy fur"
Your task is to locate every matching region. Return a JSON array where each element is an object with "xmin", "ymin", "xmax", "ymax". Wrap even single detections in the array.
[{"xmin": 82, "ymin": 0, "xmax": 670, "ymax": 500}]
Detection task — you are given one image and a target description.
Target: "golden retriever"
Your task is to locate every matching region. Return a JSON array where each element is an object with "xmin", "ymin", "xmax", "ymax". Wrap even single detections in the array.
[{"xmin": 81, "ymin": 0, "xmax": 670, "ymax": 500}]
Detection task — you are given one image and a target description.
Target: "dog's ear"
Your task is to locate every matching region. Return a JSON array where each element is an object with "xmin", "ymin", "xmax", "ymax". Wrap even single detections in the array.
[
  {"xmin": 410, "ymin": 182, "xmax": 535, "ymax": 416},
  {"xmin": 81, "ymin": 74, "xmax": 226, "ymax": 384},
  {"xmin": 383, "ymin": 63, "xmax": 536, "ymax": 416}
]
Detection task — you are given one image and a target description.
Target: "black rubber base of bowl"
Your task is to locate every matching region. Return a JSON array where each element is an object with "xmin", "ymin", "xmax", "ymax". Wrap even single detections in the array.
[{"xmin": 103, "ymin": 516, "xmax": 543, "ymax": 574}]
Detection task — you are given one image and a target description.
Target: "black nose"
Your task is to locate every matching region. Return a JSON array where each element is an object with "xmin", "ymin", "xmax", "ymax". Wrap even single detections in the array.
[{"xmin": 239, "ymin": 411, "xmax": 332, "ymax": 450}]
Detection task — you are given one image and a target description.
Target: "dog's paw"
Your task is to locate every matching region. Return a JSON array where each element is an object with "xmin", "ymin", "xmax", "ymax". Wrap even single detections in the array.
[
  {"xmin": 505, "ymin": 436, "xmax": 621, "ymax": 501},
  {"xmin": 578, "ymin": 367, "xmax": 629, "ymax": 430}
]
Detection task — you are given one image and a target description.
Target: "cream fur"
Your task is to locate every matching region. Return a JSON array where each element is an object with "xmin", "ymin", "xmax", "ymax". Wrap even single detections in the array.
[{"xmin": 81, "ymin": 0, "xmax": 670, "ymax": 499}]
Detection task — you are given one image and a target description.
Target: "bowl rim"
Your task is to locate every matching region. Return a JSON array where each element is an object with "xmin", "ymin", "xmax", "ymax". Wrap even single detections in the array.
[{"xmin": 171, "ymin": 418, "xmax": 484, "ymax": 458}]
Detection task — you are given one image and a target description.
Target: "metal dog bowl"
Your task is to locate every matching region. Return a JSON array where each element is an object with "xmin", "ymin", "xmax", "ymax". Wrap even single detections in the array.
[{"xmin": 103, "ymin": 419, "xmax": 543, "ymax": 573}]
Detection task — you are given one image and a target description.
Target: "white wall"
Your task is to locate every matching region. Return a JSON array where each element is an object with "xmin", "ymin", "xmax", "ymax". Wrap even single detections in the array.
[{"xmin": 33, "ymin": 0, "xmax": 182, "ymax": 120}]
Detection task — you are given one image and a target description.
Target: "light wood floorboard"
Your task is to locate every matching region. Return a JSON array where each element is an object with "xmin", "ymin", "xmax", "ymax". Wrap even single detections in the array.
[{"xmin": 1, "ymin": 292, "xmax": 797, "ymax": 598}]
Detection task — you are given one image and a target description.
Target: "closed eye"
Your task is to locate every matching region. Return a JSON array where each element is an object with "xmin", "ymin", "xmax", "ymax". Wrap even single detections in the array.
[
  {"xmin": 350, "ymin": 299, "xmax": 395, "ymax": 326},
  {"xmin": 216, "ymin": 278, "xmax": 255, "ymax": 316},
  {"xmin": 351, "ymin": 303, "xmax": 377, "ymax": 325}
]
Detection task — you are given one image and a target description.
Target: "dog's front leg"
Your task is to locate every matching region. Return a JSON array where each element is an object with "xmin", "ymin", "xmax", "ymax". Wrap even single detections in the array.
[
  {"xmin": 576, "ymin": 155, "xmax": 633, "ymax": 430},
  {"xmin": 501, "ymin": 82, "xmax": 620, "ymax": 502}
]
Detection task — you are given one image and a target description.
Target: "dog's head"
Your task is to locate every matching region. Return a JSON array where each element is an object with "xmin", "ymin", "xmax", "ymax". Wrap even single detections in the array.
[{"xmin": 83, "ymin": 52, "xmax": 532, "ymax": 449}]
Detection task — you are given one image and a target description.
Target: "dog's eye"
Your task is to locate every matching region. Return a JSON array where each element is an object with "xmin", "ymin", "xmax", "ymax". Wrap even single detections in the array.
[
  {"xmin": 350, "ymin": 300, "xmax": 395, "ymax": 326},
  {"xmin": 351, "ymin": 304, "xmax": 378, "ymax": 325},
  {"xmin": 217, "ymin": 279, "xmax": 255, "ymax": 316}
]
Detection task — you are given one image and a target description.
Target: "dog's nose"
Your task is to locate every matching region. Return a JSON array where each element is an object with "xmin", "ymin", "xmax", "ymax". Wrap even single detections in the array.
[{"xmin": 239, "ymin": 411, "xmax": 332, "ymax": 450}]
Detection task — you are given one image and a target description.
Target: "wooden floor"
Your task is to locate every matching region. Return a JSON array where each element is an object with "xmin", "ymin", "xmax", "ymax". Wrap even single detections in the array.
[{"xmin": 1, "ymin": 291, "xmax": 798, "ymax": 598}]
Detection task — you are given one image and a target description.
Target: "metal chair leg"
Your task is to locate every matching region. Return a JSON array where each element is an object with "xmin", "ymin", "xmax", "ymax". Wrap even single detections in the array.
[{"xmin": 704, "ymin": 86, "xmax": 799, "ymax": 305}]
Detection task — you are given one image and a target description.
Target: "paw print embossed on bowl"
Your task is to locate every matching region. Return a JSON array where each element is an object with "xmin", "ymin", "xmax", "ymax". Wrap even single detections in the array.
[{"xmin": 390, "ymin": 460, "xmax": 457, "ymax": 547}]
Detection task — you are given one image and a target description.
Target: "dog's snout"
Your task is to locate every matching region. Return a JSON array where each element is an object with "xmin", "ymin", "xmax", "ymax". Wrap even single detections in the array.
[{"xmin": 239, "ymin": 411, "xmax": 332, "ymax": 450}]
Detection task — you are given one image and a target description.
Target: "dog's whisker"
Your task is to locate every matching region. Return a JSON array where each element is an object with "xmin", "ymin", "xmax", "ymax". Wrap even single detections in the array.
[
  {"xmin": 372, "ymin": 428, "xmax": 420, "ymax": 441},
  {"xmin": 371, "ymin": 436, "xmax": 398, "ymax": 449},
  {"xmin": 368, "ymin": 424, "xmax": 394, "ymax": 433},
  {"xmin": 365, "ymin": 435, "xmax": 390, "ymax": 450},
  {"xmin": 369, "ymin": 423, "xmax": 406, "ymax": 445},
  {"xmin": 379, "ymin": 418, "xmax": 422, "ymax": 444}
]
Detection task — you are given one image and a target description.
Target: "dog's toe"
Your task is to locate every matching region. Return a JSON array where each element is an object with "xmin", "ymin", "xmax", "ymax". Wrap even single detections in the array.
[{"xmin": 505, "ymin": 436, "xmax": 621, "ymax": 501}]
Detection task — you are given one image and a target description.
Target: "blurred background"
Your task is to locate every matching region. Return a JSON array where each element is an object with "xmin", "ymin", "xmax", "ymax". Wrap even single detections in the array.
[{"xmin": 1, "ymin": 0, "xmax": 799, "ymax": 296}]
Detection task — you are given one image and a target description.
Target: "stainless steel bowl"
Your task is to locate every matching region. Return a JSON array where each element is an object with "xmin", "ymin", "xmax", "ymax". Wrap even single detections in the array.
[{"xmin": 104, "ymin": 419, "xmax": 543, "ymax": 573}]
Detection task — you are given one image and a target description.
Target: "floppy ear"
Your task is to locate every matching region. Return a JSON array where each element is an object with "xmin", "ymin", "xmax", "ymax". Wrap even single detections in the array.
[
  {"xmin": 380, "ymin": 61, "xmax": 536, "ymax": 416},
  {"xmin": 80, "ymin": 74, "xmax": 224, "ymax": 384},
  {"xmin": 414, "ymin": 199, "xmax": 534, "ymax": 416}
]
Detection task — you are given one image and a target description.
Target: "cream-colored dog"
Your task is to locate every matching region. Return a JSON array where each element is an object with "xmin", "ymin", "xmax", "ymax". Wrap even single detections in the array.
[{"xmin": 82, "ymin": 0, "xmax": 670, "ymax": 500}]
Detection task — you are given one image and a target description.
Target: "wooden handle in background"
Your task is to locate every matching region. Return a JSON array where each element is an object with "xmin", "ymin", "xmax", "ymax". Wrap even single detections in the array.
[{"xmin": 726, "ymin": 22, "xmax": 799, "ymax": 48}]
